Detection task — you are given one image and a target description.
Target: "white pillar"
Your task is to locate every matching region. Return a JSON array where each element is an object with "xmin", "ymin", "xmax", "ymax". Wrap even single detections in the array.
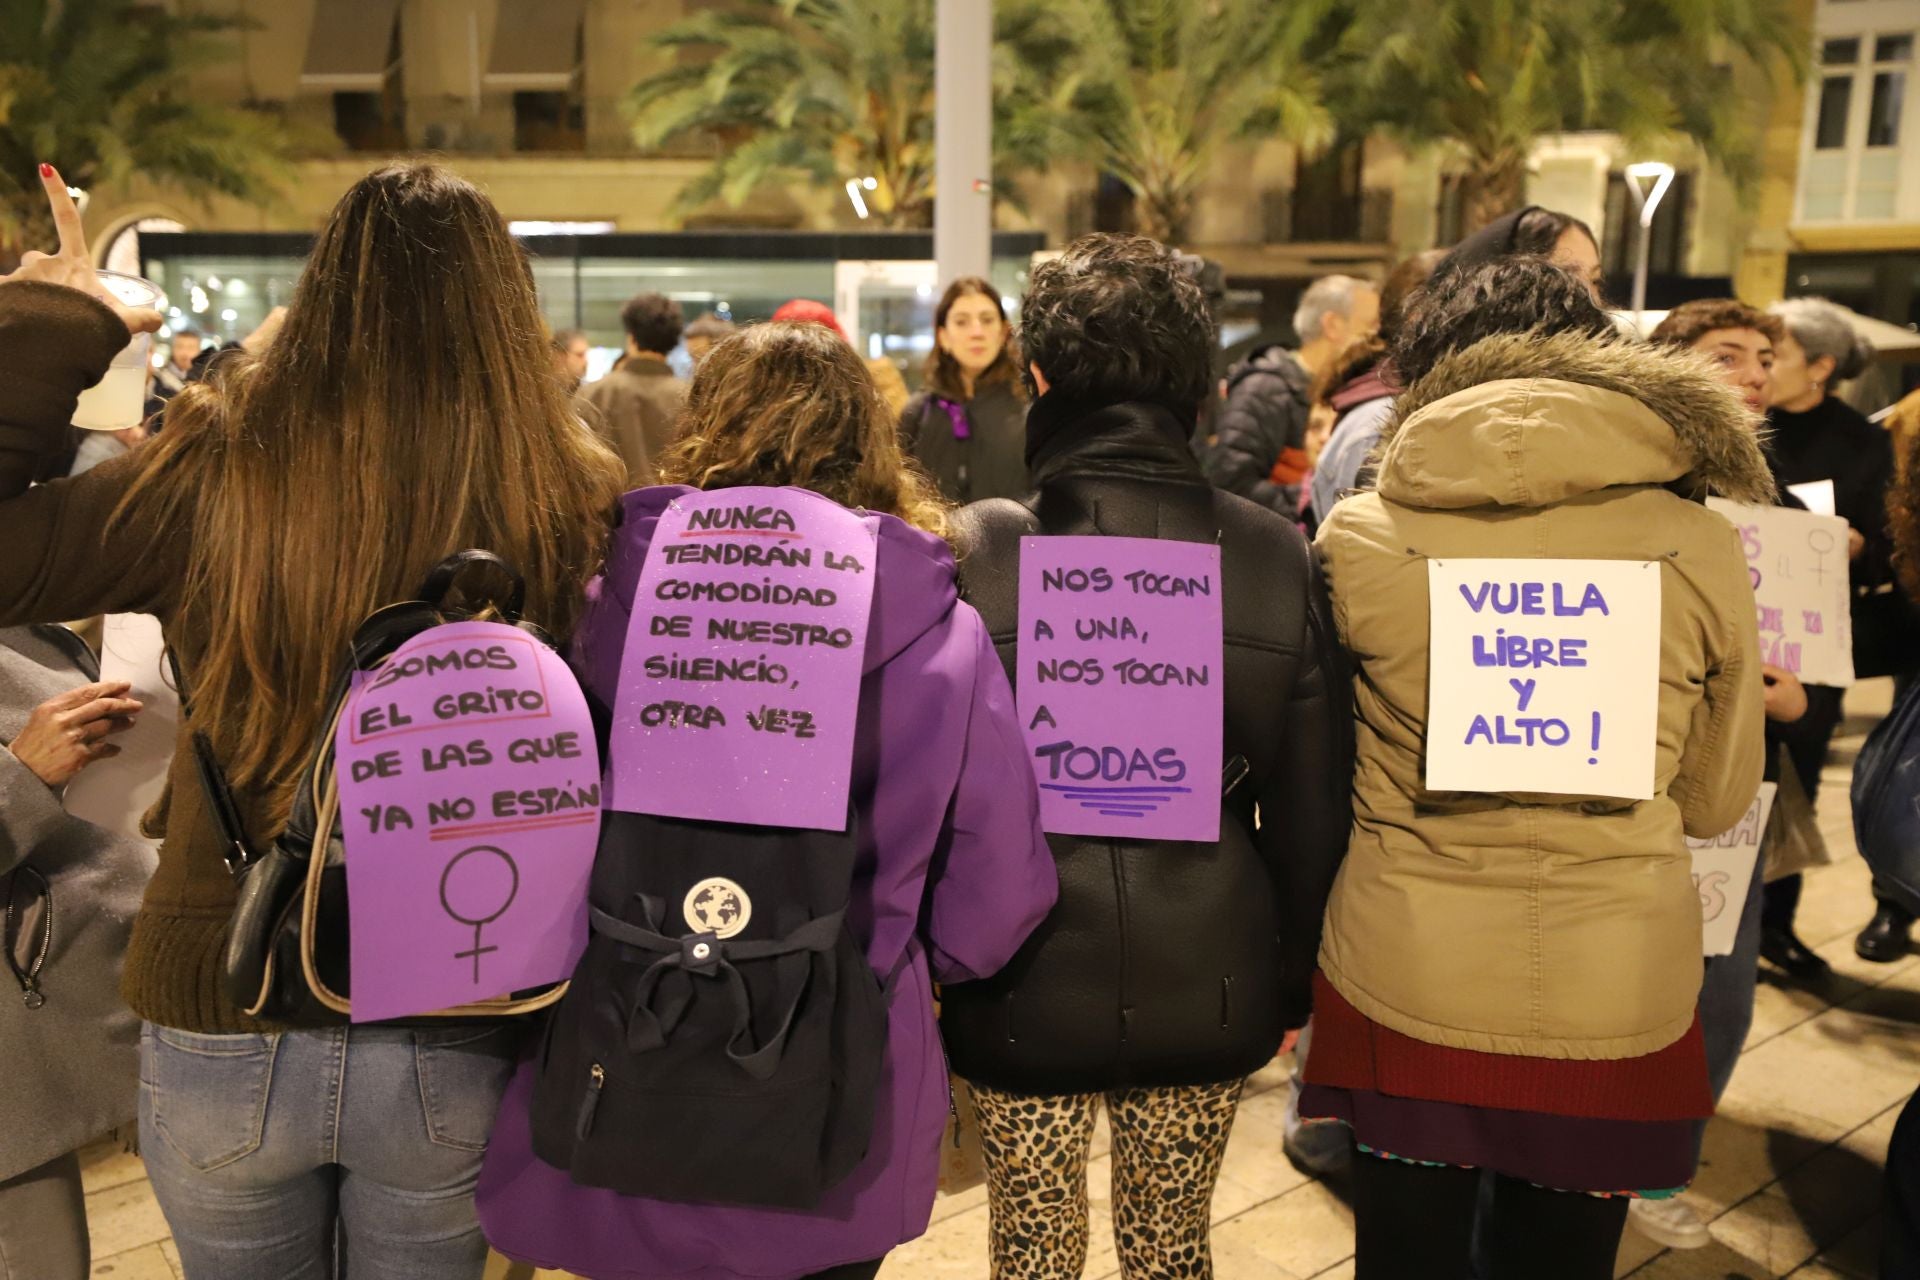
[{"xmin": 934, "ymin": 0, "xmax": 992, "ymax": 283}]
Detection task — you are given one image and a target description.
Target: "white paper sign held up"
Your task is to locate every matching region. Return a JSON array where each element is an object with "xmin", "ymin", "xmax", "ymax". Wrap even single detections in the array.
[
  {"xmin": 1706, "ymin": 499, "xmax": 1854, "ymax": 688},
  {"xmin": 1426, "ymin": 559, "xmax": 1661, "ymax": 800},
  {"xmin": 1685, "ymin": 782, "xmax": 1775, "ymax": 957}
]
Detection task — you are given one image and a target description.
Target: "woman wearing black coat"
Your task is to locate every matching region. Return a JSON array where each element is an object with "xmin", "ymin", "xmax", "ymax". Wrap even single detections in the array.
[
  {"xmin": 901, "ymin": 277, "xmax": 1029, "ymax": 504},
  {"xmin": 942, "ymin": 235, "xmax": 1353, "ymax": 1280},
  {"xmin": 1755, "ymin": 298, "xmax": 1907, "ymax": 974}
]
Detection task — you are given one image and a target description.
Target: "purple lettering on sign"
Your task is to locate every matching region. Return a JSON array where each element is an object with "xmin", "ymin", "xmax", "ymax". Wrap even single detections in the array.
[
  {"xmin": 336, "ymin": 621, "xmax": 602, "ymax": 1022},
  {"xmin": 1017, "ymin": 536, "xmax": 1223, "ymax": 841},
  {"xmin": 606, "ymin": 487, "xmax": 877, "ymax": 831}
]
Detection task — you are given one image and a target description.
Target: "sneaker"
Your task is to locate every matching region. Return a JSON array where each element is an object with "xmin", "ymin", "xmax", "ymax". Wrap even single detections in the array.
[
  {"xmin": 1282, "ymin": 1121, "xmax": 1353, "ymax": 1177},
  {"xmin": 1628, "ymin": 1196, "xmax": 1711, "ymax": 1249}
]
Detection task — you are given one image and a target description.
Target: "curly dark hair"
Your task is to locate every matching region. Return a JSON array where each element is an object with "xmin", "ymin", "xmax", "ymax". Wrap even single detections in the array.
[
  {"xmin": 619, "ymin": 292, "xmax": 684, "ymax": 355},
  {"xmin": 1016, "ymin": 233, "xmax": 1216, "ymax": 413},
  {"xmin": 1391, "ymin": 257, "xmax": 1616, "ymax": 386},
  {"xmin": 1650, "ymin": 299, "xmax": 1784, "ymax": 349}
]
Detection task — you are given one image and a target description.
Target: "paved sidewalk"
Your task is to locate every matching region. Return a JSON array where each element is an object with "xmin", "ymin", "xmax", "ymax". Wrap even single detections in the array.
[{"xmin": 87, "ymin": 683, "xmax": 1917, "ymax": 1280}]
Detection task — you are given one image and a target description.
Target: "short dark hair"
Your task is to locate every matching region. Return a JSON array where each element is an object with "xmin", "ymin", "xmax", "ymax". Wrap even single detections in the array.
[
  {"xmin": 683, "ymin": 312, "xmax": 735, "ymax": 342},
  {"xmin": 1391, "ymin": 257, "xmax": 1615, "ymax": 385},
  {"xmin": 1016, "ymin": 233, "xmax": 1215, "ymax": 412},
  {"xmin": 549, "ymin": 327, "xmax": 586, "ymax": 353},
  {"xmin": 619, "ymin": 293, "xmax": 683, "ymax": 355},
  {"xmin": 1650, "ymin": 299, "xmax": 1783, "ymax": 350}
]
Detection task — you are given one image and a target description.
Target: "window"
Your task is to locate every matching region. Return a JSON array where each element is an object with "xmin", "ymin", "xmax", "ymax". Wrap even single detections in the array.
[
  {"xmin": 1799, "ymin": 24, "xmax": 1914, "ymax": 222},
  {"xmin": 1868, "ymin": 70, "xmax": 1906, "ymax": 146},
  {"xmin": 1816, "ymin": 76, "xmax": 1854, "ymax": 148},
  {"xmin": 1290, "ymin": 141, "xmax": 1365, "ymax": 242}
]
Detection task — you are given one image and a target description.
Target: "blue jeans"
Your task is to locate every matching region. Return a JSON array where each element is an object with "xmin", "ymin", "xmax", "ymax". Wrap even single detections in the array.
[
  {"xmin": 139, "ymin": 1022, "xmax": 521, "ymax": 1280},
  {"xmin": 1690, "ymin": 856, "xmax": 1768, "ymax": 1168}
]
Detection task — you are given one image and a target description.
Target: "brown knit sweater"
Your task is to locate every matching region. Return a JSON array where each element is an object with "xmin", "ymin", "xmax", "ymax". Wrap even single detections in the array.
[{"xmin": 2, "ymin": 282, "xmax": 281, "ymax": 1032}]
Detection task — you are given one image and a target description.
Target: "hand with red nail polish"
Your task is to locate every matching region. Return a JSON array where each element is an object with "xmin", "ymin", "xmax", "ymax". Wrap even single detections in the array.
[{"xmin": 2, "ymin": 163, "xmax": 163, "ymax": 337}]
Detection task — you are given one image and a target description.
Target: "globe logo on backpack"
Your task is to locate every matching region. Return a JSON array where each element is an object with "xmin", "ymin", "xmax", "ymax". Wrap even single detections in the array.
[{"xmin": 683, "ymin": 877, "xmax": 751, "ymax": 939}]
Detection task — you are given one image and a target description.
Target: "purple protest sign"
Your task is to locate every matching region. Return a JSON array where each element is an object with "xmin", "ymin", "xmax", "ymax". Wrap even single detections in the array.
[
  {"xmin": 1017, "ymin": 536, "xmax": 1224, "ymax": 841},
  {"xmin": 607, "ymin": 487, "xmax": 878, "ymax": 831},
  {"xmin": 335, "ymin": 621, "xmax": 601, "ymax": 1023}
]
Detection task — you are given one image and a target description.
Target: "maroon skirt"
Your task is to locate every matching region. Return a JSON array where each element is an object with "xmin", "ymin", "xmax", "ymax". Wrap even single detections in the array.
[{"xmin": 1300, "ymin": 974, "xmax": 1711, "ymax": 1195}]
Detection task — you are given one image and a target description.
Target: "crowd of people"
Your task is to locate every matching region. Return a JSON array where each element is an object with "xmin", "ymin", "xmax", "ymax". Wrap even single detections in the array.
[{"xmin": 2, "ymin": 157, "xmax": 1918, "ymax": 1280}]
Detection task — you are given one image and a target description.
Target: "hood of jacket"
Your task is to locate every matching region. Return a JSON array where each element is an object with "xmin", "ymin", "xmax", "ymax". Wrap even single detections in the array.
[
  {"xmin": 1225, "ymin": 344, "xmax": 1311, "ymax": 397},
  {"xmin": 572, "ymin": 485, "xmax": 958, "ymax": 702},
  {"xmin": 1373, "ymin": 330, "xmax": 1776, "ymax": 512}
]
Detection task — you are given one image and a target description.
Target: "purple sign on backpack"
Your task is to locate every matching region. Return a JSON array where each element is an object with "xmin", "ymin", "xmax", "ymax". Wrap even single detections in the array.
[
  {"xmin": 335, "ymin": 621, "xmax": 602, "ymax": 1023},
  {"xmin": 606, "ymin": 487, "xmax": 878, "ymax": 831},
  {"xmin": 1016, "ymin": 536, "xmax": 1224, "ymax": 842}
]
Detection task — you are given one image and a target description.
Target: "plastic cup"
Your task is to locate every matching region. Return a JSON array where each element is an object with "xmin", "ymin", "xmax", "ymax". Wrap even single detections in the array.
[{"xmin": 72, "ymin": 270, "xmax": 167, "ymax": 432}]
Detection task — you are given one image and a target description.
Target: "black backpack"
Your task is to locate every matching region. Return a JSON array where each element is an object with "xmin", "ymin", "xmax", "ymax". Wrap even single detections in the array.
[{"xmin": 528, "ymin": 805, "xmax": 895, "ymax": 1209}]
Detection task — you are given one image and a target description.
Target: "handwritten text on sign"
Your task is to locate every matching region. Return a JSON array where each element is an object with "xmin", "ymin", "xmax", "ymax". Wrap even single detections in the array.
[
  {"xmin": 1706, "ymin": 499, "xmax": 1854, "ymax": 687},
  {"xmin": 335, "ymin": 621, "xmax": 601, "ymax": 1022},
  {"xmin": 608, "ymin": 487, "xmax": 877, "ymax": 831},
  {"xmin": 1685, "ymin": 782, "xmax": 1775, "ymax": 957},
  {"xmin": 1426, "ymin": 559, "xmax": 1661, "ymax": 800},
  {"xmin": 1017, "ymin": 537, "xmax": 1224, "ymax": 841}
]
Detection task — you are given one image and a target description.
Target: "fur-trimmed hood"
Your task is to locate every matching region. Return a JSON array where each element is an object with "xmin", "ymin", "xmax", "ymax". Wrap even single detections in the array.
[{"xmin": 1374, "ymin": 330, "xmax": 1777, "ymax": 510}]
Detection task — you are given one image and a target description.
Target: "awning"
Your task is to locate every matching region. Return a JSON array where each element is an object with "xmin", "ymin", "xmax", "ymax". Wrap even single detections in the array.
[
  {"xmin": 299, "ymin": 0, "xmax": 403, "ymax": 93},
  {"xmin": 484, "ymin": 0, "xmax": 586, "ymax": 93}
]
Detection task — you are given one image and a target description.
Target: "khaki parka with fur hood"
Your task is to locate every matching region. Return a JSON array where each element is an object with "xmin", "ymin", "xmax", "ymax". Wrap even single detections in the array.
[{"xmin": 1314, "ymin": 330, "xmax": 1772, "ymax": 1060}]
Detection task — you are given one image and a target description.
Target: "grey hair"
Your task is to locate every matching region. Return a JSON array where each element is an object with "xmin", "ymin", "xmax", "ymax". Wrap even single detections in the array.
[
  {"xmin": 1769, "ymin": 297, "xmax": 1874, "ymax": 382},
  {"xmin": 1294, "ymin": 274, "xmax": 1372, "ymax": 344}
]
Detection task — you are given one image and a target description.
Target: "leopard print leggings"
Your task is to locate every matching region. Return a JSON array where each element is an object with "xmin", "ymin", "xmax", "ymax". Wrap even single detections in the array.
[{"xmin": 969, "ymin": 1078, "xmax": 1245, "ymax": 1280}]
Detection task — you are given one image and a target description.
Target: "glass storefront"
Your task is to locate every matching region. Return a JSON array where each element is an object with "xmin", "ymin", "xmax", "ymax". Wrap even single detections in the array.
[{"xmin": 140, "ymin": 230, "xmax": 1044, "ymax": 392}]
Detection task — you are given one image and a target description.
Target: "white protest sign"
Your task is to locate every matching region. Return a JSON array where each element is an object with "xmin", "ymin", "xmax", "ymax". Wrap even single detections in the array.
[
  {"xmin": 1426, "ymin": 559, "xmax": 1661, "ymax": 800},
  {"xmin": 1786, "ymin": 480, "xmax": 1837, "ymax": 517},
  {"xmin": 63, "ymin": 614, "xmax": 177, "ymax": 840},
  {"xmin": 1685, "ymin": 782, "xmax": 1775, "ymax": 957},
  {"xmin": 1707, "ymin": 499, "xmax": 1854, "ymax": 687}
]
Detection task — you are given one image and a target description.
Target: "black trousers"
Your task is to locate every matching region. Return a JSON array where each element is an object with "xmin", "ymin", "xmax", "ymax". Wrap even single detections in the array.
[{"xmin": 1352, "ymin": 1155, "xmax": 1628, "ymax": 1280}]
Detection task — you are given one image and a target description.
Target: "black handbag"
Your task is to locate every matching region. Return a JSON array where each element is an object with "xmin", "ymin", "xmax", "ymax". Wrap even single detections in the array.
[{"xmin": 191, "ymin": 551, "xmax": 571, "ymax": 1025}]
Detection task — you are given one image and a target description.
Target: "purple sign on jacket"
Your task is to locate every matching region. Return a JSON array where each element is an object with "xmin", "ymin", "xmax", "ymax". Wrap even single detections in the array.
[{"xmin": 476, "ymin": 486, "xmax": 1058, "ymax": 1279}]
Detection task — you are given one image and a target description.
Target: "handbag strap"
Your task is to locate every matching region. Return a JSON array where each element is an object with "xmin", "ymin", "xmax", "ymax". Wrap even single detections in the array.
[
  {"xmin": 174, "ymin": 549, "xmax": 542, "ymax": 879},
  {"xmin": 168, "ymin": 649, "xmax": 257, "ymax": 876}
]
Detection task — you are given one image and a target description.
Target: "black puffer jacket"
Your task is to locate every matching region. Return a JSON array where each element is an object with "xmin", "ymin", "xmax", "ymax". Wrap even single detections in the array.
[
  {"xmin": 941, "ymin": 397, "xmax": 1353, "ymax": 1095},
  {"xmin": 1199, "ymin": 345, "xmax": 1311, "ymax": 516},
  {"xmin": 901, "ymin": 381, "xmax": 1029, "ymax": 505}
]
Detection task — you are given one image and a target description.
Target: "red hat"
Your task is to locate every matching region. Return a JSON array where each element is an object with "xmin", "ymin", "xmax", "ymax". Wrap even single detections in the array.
[{"xmin": 771, "ymin": 299, "xmax": 849, "ymax": 342}]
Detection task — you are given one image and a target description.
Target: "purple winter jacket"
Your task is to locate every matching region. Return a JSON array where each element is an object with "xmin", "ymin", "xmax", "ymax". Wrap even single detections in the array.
[{"xmin": 476, "ymin": 486, "xmax": 1057, "ymax": 1279}]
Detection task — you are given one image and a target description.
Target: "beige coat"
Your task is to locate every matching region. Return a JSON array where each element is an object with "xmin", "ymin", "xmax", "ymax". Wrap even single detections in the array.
[{"xmin": 1314, "ymin": 332, "xmax": 1773, "ymax": 1060}]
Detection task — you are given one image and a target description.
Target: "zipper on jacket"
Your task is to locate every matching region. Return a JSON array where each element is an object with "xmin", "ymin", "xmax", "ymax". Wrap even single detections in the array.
[
  {"xmin": 1219, "ymin": 976, "xmax": 1232, "ymax": 1031},
  {"xmin": 576, "ymin": 1063, "xmax": 606, "ymax": 1141},
  {"xmin": 4, "ymin": 867, "xmax": 51, "ymax": 1010}
]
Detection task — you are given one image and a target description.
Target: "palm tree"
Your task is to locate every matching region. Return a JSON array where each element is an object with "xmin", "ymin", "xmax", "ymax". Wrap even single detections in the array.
[
  {"xmin": 1330, "ymin": 0, "xmax": 1805, "ymax": 231},
  {"xmin": 1031, "ymin": 0, "xmax": 1338, "ymax": 245},
  {"xmin": 626, "ymin": 0, "xmax": 1076, "ymax": 228},
  {"xmin": 0, "ymin": 0, "xmax": 296, "ymax": 268}
]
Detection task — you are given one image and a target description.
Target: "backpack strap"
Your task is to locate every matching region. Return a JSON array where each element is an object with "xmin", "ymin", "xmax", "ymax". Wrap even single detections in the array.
[{"xmin": 589, "ymin": 897, "xmax": 844, "ymax": 1081}]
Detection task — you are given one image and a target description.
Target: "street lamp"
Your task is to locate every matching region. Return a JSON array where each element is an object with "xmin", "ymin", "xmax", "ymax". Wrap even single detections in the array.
[
  {"xmin": 845, "ymin": 176, "xmax": 878, "ymax": 221},
  {"xmin": 1623, "ymin": 161, "xmax": 1676, "ymax": 325}
]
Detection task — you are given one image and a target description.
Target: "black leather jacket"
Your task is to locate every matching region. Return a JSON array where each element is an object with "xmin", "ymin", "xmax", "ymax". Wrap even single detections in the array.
[{"xmin": 941, "ymin": 399, "xmax": 1354, "ymax": 1095}]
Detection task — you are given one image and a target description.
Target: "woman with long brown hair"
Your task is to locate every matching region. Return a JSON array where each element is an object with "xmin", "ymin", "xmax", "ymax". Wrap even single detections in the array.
[
  {"xmin": 901, "ymin": 276, "xmax": 1028, "ymax": 504},
  {"xmin": 0, "ymin": 161, "xmax": 624, "ymax": 1278},
  {"xmin": 476, "ymin": 322, "xmax": 1056, "ymax": 1280}
]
